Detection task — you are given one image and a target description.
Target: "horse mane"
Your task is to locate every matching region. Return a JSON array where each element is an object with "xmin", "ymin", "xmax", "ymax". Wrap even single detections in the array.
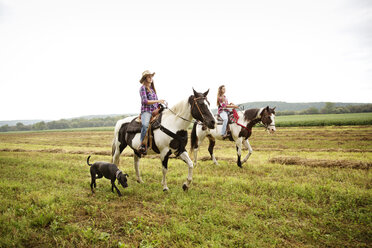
[
  {"xmin": 244, "ymin": 108, "xmax": 263, "ymax": 122},
  {"xmin": 163, "ymin": 99, "xmax": 189, "ymax": 118}
]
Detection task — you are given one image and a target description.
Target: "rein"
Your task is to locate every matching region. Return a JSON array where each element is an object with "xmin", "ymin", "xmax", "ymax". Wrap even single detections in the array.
[
  {"xmin": 231, "ymin": 109, "xmax": 275, "ymax": 131},
  {"xmin": 230, "ymin": 109, "xmax": 251, "ymax": 130},
  {"xmin": 156, "ymin": 96, "xmax": 208, "ymax": 153}
]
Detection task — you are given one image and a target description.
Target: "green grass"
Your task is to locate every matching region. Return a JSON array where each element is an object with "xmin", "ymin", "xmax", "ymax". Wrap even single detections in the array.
[
  {"xmin": 276, "ymin": 113, "xmax": 372, "ymax": 126},
  {"xmin": 0, "ymin": 126, "xmax": 371, "ymax": 247}
]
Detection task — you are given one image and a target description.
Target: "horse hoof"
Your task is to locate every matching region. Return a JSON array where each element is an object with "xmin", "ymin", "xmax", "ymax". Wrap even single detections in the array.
[
  {"xmin": 163, "ymin": 187, "xmax": 169, "ymax": 192},
  {"xmin": 182, "ymin": 184, "xmax": 189, "ymax": 191},
  {"xmin": 137, "ymin": 179, "xmax": 144, "ymax": 184}
]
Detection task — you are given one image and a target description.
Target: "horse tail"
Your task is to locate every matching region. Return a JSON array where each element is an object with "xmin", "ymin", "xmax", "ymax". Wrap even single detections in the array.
[
  {"xmin": 189, "ymin": 122, "xmax": 198, "ymax": 155},
  {"xmin": 111, "ymin": 118, "xmax": 125, "ymax": 163},
  {"xmin": 111, "ymin": 138, "xmax": 117, "ymax": 157},
  {"xmin": 87, "ymin": 155, "xmax": 93, "ymax": 166}
]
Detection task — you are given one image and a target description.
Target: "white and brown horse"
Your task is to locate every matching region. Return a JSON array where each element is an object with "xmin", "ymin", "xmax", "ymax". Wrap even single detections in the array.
[
  {"xmin": 190, "ymin": 106, "xmax": 276, "ymax": 167},
  {"xmin": 112, "ymin": 89, "xmax": 215, "ymax": 191}
]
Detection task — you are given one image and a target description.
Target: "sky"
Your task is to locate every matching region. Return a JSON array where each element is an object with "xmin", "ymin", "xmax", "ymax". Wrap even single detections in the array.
[{"xmin": 0, "ymin": 0, "xmax": 371, "ymax": 121}]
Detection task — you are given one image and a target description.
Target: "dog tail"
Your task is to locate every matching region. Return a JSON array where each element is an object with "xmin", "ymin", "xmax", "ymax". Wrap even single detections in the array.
[{"xmin": 87, "ymin": 155, "xmax": 93, "ymax": 166}]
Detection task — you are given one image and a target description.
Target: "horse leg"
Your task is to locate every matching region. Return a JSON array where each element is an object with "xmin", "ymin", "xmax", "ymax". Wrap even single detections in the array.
[
  {"xmin": 160, "ymin": 150, "xmax": 172, "ymax": 191},
  {"xmin": 179, "ymin": 151, "xmax": 194, "ymax": 191},
  {"xmin": 242, "ymin": 138, "xmax": 249, "ymax": 150},
  {"xmin": 112, "ymin": 140, "xmax": 127, "ymax": 165},
  {"xmin": 133, "ymin": 153, "xmax": 144, "ymax": 183},
  {"xmin": 207, "ymin": 135, "xmax": 218, "ymax": 165},
  {"xmin": 191, "ymin": 130, "xmax": 206, "ymax": 166},
  {"xmin": 236, "ymin": 138, "xmax": 243, "ymax": 168},
  {"xmin": 242, "ymin": 139, "xmax": 253, "ymax": 164}
]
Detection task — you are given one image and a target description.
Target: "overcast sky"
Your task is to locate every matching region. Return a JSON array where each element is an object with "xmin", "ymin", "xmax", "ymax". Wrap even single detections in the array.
[{"xmin": 1, "ymin": 0, "xmax": 371, "ymax": 121}]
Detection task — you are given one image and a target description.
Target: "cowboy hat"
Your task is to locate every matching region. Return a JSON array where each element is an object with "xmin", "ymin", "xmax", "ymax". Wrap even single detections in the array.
[{"xmin": 139, "ymin": 70, "xmax": 155, "ymax": 83}]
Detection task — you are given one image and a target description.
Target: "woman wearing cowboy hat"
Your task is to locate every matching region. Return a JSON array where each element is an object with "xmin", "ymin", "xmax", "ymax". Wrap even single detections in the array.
[
  {"xmin": 217, "ymin": 85, "xmax": 238, "ymax": 139},
  {"xmin": 138, "ymin": 70, "xmax": 166, "ymax": 154}
]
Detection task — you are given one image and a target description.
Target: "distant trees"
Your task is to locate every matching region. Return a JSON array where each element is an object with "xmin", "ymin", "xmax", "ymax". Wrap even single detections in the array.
[
  {"xmin": 276, "ymin": 103, "xmax": 372, "ymax": 116},
  {"xmin": 1, "ymin": 103, "xmax": 372, "ymax": 132},
  {"xmin": 321, "ymin": 102, "xmax": 336, "ymax": 114},
  {"xmin": 0, "ymin": 115, "xmax": 126, "ymax": 132}
]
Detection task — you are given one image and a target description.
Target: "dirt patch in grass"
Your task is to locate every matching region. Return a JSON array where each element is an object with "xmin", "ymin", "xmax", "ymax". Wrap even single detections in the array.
[
  {"xmin": 0, "ymin": 148, "xmax": 112, "ymax": 156},
  {"xmin": 270, "ymin": 156, "xmax": 371, "ymax": 170}
]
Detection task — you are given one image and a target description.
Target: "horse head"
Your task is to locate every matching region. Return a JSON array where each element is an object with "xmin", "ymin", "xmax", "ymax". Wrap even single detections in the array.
[
  {"xmin": 260, "ymin": 106, "xmax": 276, "ymax": 133},
  {"xmin": 189, "ymin": 88, "xmax": 216, "ymax": 129}
]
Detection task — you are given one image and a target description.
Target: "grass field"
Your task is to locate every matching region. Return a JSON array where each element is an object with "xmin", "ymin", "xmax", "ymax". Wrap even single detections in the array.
[
  {"xmin": 275, "ymin": 113, "xmax": 372, "ymax": 126},
  {"xmin": 0, "ymin": 126, "xmax": 371, "ymax": 247}
]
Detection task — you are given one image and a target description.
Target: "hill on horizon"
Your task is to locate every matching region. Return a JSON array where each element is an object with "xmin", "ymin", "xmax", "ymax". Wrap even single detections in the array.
[{"xmin": 237, "ymin": 101, "xmax": 369, "ymax": 112}]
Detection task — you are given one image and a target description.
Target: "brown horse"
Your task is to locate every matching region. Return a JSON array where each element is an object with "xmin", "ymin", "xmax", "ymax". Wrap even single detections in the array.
[{"xmin": 190, "ymin": 106, "xmax": 276, "ymax": 167}]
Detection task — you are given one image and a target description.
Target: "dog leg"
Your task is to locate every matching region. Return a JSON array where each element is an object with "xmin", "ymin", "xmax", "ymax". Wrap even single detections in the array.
[
  {"xmin": 90, "ymin": 170, "xmax": 96, "ymax": 193},
  {"xmin": 90, "ymin": 178, "xmax": 95, "ymax": 193},
  {"xmin": 111, "ymin": 180, "xmax": 122, "ymax": 196}
]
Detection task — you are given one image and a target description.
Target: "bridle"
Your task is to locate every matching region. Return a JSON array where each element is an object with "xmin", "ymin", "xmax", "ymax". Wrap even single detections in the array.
[
  {"xmin": 166, "ymin": 96, "xmax": 209, "ymax": 124},
  {"xmin": 260, "ymin": 113, "xmax": 276, "ymax": 130},
  {"xmin": 191, "ymin": 96, "xmax": 210, "ymax": 121}
]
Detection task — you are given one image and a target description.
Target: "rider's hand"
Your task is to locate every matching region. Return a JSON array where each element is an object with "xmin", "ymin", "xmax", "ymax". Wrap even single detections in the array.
[{"xmin": 159, "ymin": 100, "xmax": 166, "ymax": 104}]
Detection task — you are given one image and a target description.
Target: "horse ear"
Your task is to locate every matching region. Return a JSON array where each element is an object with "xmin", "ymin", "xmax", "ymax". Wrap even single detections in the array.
[
  {"xmin": 266, "ymin": 106, "xmax": 270, "ymax": 111},
  {"xmin": 192, "ymin": 88, "xmax": 197, "ymax": 96},
  {"xmin": 273, "ymin": 107, "xmax": 276, "ymax": 111},
  {"xmin": 203, "ymin": 89, "xmax": 209, "ymax": 97}
]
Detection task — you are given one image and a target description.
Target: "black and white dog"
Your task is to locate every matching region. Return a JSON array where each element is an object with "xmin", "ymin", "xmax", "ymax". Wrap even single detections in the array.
[{"xmin": 87, "ymin": 155, "xmax": 129, "ymax": 196}]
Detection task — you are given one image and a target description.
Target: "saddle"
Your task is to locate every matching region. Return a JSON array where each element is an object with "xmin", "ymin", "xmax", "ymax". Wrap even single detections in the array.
[
  {"xmin": 126, "ymin": 113, "xmax": 162, "ymax": 134},
  {"xmin": 127, "ymin": 106, "xmax": 164, "ymax": 155},
  {"xmin": 215, "ymin": 111, "xmax": 234, "ymax": 140}
]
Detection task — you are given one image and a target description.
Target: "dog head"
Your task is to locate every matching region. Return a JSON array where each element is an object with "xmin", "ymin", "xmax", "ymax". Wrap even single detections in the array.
[{"xmin": 117, "ymin": 171, "xmax": 129, "ymax": 188}]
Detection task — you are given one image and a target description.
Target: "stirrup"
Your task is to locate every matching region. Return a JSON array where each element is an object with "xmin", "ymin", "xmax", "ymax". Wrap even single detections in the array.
[{"xmin": 138, "ymin": 144, "xmax": 147, "ymax": 155}]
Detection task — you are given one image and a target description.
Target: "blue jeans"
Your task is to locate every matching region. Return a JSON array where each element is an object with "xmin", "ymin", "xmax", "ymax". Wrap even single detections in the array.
[
  {"xmin": 140, "ymin": 112, "xmax": 152, "ymax": 143},
  {"xmin": 220, "ymin": 111, "xmax": 228, "ymax": 135}
]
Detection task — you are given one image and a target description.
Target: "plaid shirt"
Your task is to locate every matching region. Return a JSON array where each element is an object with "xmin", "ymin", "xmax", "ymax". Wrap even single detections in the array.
[
  {"xmin": 139, "ymin": 85, "xmax": 158, "ymax": 113},
  {"xmin": 218, "ymin": 95, "xmax": 228, "ymax": 114}
]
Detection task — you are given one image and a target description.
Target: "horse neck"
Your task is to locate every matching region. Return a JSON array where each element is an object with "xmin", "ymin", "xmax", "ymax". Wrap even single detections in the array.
[
  {"xmin": 236, "ymin": 111, "xmax": 249, "ymax": 126},
  {"xmin": 247, "ymin": 118, "xmax": 261, "ymax": 129},
  {"xmin": 241, "ymin": 108, "xmax": 263, "ymax": 128},
  {"xmin": 163, "ymin": 99, "xmax": 192, "ymax": 130}
]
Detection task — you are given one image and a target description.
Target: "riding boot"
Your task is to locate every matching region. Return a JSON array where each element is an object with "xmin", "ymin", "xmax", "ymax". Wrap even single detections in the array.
[
  {"xmin": 138, "ymin": 144, "xmax": 147, "ymax": 155},
  {"xmin": 139, "ymin": 134, "xmax": 148, "ymax": 155}
]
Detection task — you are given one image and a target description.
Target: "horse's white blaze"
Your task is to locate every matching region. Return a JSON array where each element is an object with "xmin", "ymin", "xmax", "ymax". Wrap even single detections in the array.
[{"xmin": 268, "ymin": 114, "xmax": 276, "ymax": 133}]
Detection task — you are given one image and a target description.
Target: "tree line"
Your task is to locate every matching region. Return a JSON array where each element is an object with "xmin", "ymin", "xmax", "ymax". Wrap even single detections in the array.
[
  {"xmin": 1, "ymin": 103, "xmax": 372, "ymax": 132},
  {"xmin": 0, "ymin": 115, "xmax": 126, "ymax": 132},
  {"xmin": 276, "ymin": 103, "xmax": 372, "ymax": 116}
]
